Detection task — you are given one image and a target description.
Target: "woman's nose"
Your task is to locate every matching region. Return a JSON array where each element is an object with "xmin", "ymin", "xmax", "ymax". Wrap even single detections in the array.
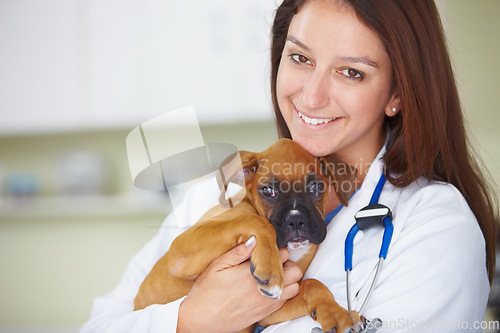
[{"xmin": 301, "ymin": 70, "xmax": 330, "ymax": 109}]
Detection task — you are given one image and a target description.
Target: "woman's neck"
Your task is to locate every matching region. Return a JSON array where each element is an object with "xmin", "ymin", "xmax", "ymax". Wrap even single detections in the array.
[
  {"xmin": 326, "ymin": 130, "xmax": 386, "ymax": 212},
  {"xmin": 334, "ymin": 129, "xmax": 386, "ymax": 185}
]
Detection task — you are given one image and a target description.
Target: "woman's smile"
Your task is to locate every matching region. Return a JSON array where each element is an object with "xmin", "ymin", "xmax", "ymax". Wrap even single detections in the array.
[{"xmin": 295, "ymin": 105, "xmax": 339, "ymax": 128}]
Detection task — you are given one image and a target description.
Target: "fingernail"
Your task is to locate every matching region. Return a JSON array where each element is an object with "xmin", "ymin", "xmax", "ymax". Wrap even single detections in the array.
[{"xmin": 245, "ymin": 236, "xmax": 256, "ymax": 248}]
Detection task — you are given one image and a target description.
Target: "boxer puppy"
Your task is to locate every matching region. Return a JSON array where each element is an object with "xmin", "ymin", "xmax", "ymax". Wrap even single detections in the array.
[{"xmin": 134, "ymin": 138, "xmax": 362, "ymax": 333}]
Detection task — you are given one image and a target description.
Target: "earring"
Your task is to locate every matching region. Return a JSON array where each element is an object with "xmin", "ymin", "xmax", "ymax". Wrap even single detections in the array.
[{"xmin": 392, "ymin": 107, "xmax": 397, "ymax": 113}]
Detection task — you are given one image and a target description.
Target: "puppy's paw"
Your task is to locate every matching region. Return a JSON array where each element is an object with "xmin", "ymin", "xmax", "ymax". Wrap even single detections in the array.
[
  {"xmin": 258, "ymin": 284, "xmax": 283, "ymax": 300},
  {"xmin": 249, "ymin": 254, "xmax": 284, "ymax": 299},
  {"xmin": 311, "ymin": 306, "xmax": 363, "ymax": 333}
]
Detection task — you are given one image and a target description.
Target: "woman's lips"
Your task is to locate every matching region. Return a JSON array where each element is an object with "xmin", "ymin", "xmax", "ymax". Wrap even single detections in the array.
[
  {"xmin": 295, "ymin": 107, "xmax": 339, "ymax": 128},
  {"xmin": 298, "ymin": 111, "xmax": 337, "ymax": 125}
]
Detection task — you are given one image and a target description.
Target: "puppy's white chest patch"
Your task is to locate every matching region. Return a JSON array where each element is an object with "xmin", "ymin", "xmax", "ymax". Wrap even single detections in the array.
[{"xmin": 288, "ymin": 244, "xmax": 313, "ymax": 262}]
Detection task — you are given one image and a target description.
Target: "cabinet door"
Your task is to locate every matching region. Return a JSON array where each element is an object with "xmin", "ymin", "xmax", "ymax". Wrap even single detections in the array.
[
  {"xmin": 0, "ymin": 0, "xmax": 84, "ymax": 134},
  {"xmin": 0, "ymin": 0, "xmax": 275, "ymax": 135}
]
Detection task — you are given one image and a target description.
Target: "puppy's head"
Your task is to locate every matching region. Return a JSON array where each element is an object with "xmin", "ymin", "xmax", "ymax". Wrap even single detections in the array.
[{"xmin": 217, "ymin": 138, "xmax": 357, "ymax": 249}]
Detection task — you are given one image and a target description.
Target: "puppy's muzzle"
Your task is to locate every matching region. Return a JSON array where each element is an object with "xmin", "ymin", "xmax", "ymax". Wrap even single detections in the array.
[{"xmin": 271, "ymin": 199, "xmax": 326, "ymax": 249}]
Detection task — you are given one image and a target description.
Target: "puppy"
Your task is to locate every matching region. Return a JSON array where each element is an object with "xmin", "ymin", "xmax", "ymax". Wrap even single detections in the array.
[{"xmin": 134, "ymin": 138, "xmax": 362, "ymax": 333}]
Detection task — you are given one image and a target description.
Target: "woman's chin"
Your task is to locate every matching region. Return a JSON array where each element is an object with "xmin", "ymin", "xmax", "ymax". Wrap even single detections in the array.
[{"xmin": 290, "ymin": 137, "xmax": 334, "ymax": 157}]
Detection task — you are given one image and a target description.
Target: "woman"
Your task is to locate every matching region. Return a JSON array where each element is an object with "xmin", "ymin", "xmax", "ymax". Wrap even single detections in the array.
[{"xmin": 81, "ymin": 0, "xmax": 498, "ymax": 332}]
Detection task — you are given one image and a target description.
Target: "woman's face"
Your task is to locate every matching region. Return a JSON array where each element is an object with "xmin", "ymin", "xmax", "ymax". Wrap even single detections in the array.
[{"xmin": 277, "ymin": 0, "xmax": 399, "ymax": 164}]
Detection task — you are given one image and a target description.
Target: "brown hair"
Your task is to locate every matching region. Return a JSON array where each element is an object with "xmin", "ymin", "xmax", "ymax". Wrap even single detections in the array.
[{"xmin": 271, "ymin": 0, "xmax": 498, "ymax": 282}]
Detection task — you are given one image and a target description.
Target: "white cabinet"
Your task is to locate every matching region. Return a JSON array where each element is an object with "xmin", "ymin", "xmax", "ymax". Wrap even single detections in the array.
[
  {"xmin": 0, "ymin": 0, "xmax": 276, "ymax": 135},
  {"xmin": 0, "ymin": 0, "xmax": 84, "ymax": 133}
]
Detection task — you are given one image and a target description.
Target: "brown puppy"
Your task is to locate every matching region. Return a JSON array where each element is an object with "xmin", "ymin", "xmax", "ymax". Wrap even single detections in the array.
[{"xmin": 134, "ymin": 139, "xmax": 362, "ymax": 333}]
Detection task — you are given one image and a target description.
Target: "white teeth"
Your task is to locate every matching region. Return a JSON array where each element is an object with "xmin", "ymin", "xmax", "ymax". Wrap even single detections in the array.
[{"xmin": 298, "ymin": 111, "xmax": 335, "ymax": 125}]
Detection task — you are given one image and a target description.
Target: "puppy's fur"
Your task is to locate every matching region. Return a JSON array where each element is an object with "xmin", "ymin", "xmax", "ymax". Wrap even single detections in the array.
[{"xmin": 134, "ymin": 139, "xmax": 362, "ymax": 333}]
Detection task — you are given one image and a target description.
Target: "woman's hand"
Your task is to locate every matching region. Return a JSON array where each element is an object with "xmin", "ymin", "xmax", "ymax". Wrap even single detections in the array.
[{"xmin": 176, "ymin": 237, "xmax": 302, "ymax": 333}]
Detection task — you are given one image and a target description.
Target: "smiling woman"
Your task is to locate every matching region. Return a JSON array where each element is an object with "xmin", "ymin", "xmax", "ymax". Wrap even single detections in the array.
[
  {"xmin": 268, "ymin": 0, "xmax": 498, "ymax": 330},
  {"xmin": 275, "ymin": 0, "xmax": 498, "ymax": 274}
]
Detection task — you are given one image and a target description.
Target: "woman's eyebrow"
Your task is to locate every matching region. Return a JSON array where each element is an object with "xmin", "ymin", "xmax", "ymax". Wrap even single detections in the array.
[
  {"xmin": 286, "ymin": 36, "xmax": 379, "ymax": 68},
  {"xmin": 337, "ymin": 56, "xmax": 379, "ymax": 68},
  {"xmin": 286, "ymin": 36, "xmax": 311, "ymax": 52}
]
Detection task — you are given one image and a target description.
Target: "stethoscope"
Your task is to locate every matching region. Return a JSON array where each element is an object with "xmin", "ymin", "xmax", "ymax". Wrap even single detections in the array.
[{"xmin": 313, "ymin": 172, "xmax": 394, "ymax": 333}]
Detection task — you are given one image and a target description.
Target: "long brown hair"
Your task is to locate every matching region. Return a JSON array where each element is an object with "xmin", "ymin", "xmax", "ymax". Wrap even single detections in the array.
[{"xmin": 270, "ymin": 0, "xmax": 498, "ymax": 282}]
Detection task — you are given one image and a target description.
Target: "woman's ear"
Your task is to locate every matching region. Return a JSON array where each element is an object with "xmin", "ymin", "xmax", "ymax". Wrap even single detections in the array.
[{"xmin": 385, "ymin": 92, "xmax": 401, "ymax": 117}]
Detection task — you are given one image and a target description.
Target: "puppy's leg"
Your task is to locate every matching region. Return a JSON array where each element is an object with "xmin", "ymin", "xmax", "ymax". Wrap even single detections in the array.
[
  {"xmin": 168, "ymin": 214, "xmax": 285, "ymax": 299},
  {"xmin": 134, "ymin": 269, "xmax": 194, "ymax": 310},
  {"xmin": 135, "ymin": 214, "xmax": 284, "ymax": 310},
  {"xmin": 259, "ymin": 279, "xmax": 362, "ymax": 333}
]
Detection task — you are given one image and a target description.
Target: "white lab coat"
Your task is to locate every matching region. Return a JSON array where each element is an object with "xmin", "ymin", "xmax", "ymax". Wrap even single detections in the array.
[{"xmin": 81, "ymin": 147, "xmax": 490, "ymax": 333}]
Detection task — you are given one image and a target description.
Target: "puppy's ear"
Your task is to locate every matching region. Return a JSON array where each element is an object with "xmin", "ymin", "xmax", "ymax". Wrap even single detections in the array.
[
  {"xmin": 216, "ymin": 150, "xmax": 259, "ymax": 207},
  {"xmin": 319, "ymin": 156, "xmax": 358, "ymax": 206}
]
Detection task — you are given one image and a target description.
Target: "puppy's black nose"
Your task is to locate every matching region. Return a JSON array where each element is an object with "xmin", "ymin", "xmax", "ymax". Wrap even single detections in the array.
[{"xmin": 285, "ymin": 210, "xmax": 305, "ymax": 230}]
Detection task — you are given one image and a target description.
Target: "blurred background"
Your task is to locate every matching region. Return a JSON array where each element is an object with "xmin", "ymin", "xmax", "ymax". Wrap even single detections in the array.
[{"xmin": 0, "ymin": 0, "xmax": 498, "ymax": 332}]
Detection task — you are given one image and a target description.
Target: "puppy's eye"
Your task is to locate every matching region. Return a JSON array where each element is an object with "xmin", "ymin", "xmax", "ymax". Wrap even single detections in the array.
[
  {"xmin": 307, "ymin": 181, "xmax": 325, "ymax": 195},
  {"xmin": 261, "ymin": 185, "xmax": 277, "ymax": 198}
]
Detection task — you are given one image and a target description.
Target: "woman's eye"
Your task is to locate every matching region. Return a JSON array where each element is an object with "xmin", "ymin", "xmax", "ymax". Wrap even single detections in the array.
[
  {"xmin": 290, "ymin": 54, "xmax": 312, "ymax": 65},
  {"xmin": 338, "ymin": 68, "xmax": 363, "ymax": 79},
  {"xmin": 261, "ymin": 186, "xmax": 277, "ymax": 198}
]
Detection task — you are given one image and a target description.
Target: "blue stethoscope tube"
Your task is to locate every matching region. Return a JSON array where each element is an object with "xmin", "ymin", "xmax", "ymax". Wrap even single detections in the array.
[{"xmin": 345, "ymin": 173, "xmax": 394, "ymax": 314}]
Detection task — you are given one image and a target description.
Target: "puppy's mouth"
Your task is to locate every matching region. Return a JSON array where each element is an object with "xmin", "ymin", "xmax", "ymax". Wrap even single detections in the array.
[{"xmin": 287, "ymin": 237, "xmax": 311, "ymax": 250}]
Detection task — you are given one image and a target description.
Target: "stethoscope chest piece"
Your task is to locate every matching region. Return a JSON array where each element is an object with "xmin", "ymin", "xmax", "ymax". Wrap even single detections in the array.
[{"xmin": 359, "ymin": 317, "xmax": 383, "ymax": 333}]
